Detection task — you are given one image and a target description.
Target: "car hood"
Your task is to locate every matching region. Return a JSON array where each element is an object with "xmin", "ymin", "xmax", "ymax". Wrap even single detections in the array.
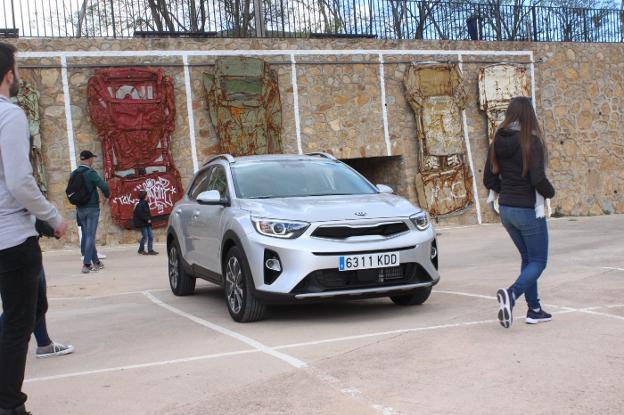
[{"xmin": 237, "ymin": 193, "xmax": 421, "ymax": 223}]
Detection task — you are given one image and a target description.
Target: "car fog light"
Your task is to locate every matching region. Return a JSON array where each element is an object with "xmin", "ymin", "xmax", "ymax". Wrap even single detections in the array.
[
  {"xmin": 265, "ymin": 258, "xmax": 282, "ymax": 272},
  {"xmin": 431, "ymin": 246, "xmax": 437, "ymax": 259}
]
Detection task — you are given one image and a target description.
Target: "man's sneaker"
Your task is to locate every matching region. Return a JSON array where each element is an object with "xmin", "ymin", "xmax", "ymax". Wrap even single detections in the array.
[
  {"xmin": 496, "ymin": 288, "xmax": 514, "ymax": 328},
  {"xmin": 526, "ymin": 308, "xmax": 552, "ymax": 324},
  {"xmin": 138, "ymin": 250, "xmax": 147, "ymax": 255},
  {"xmin": 36, "ymin": 342, "xmax": 75, "ymax": 358},
  {"xmin": 147, "ymin": 250, "xmax": 159, "ymax": 255},
  {"xmin": 81, "ymin": 265, "xmax": 96, "ymax": 274},
  {"xmin": 93, "ymin": 261, "xmax": 104, "ymax": 270}
]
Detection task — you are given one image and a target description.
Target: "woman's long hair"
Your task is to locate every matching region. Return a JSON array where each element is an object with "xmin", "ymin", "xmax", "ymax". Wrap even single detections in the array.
[{"xmin": 491, "ymin": 96, "xmax": 546, "ymax": 176}]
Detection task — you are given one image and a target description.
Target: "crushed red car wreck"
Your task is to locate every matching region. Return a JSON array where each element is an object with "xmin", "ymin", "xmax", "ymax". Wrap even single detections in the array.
[{"xmin": 87, "ymin": 68, "xmax": 183, "ymax": 229}]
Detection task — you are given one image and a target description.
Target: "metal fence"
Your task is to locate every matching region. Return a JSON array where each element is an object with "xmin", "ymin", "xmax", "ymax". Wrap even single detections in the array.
[{"xmin": 1, "ymin": 0, "xmax": 623, "ymax": 42}]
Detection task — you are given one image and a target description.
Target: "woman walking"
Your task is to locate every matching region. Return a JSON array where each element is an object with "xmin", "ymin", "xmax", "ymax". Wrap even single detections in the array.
[{"xmin": 483, "ymin": 96, "xmax": 555, "ymax": 329}]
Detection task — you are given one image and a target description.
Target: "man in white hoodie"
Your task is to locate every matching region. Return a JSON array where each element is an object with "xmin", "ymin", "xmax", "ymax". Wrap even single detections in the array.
[{"xmin": 0, "ymin": 43, "xmax": 67, "ymax": 415}]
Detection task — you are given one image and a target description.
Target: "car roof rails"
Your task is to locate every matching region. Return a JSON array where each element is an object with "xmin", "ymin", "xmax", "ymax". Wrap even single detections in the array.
[
  {"xmin": 305, "ymin": 152, "xmax": 338, "ymax": 161},
  {"xmin": 203, "ymin": 154, "xmax": 235, "ymax": 166}
]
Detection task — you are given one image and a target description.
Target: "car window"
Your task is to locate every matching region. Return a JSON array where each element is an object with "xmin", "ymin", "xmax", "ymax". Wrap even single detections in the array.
[
  {"xmin": 188, "ymin": 167, "xmax": 213, "ymax": 200},
  {"xmin": 231, "ymin": 160, "xmax": 376, "ymax": 199},
  {"xmin": 206, "ymin": 166, "xmax": 229, "ymax": 197}
]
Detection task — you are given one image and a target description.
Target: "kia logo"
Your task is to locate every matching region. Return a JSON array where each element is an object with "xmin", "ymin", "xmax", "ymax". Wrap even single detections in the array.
[{"xmin": 354, "ymin": 212, "xmax": 367, "ymax": 217}]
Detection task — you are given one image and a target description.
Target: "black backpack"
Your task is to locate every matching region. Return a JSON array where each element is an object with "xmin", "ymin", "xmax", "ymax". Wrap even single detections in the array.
[{"xmin": 66, "ymin": 170, "xmax": 92, "ymax": 206}]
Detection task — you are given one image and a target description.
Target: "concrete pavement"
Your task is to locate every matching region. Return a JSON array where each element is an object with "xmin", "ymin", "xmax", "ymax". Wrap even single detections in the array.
[{"xmin": 23, "ymin": 214, "xmax": 624, "ymax": 414}]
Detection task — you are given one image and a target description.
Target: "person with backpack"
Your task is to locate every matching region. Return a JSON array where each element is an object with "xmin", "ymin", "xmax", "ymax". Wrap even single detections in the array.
[
  {"xmin": 133, "ymin": 190, "xmax": 158, "ymax": 255},
  {"xmin": 68, "ymin": 150, "xmax": 109, "ymax": 274},
  {"xmin": 483, "ymin": 96, "xmax": 556, "ymax": 329},
  {"xmin": 1, "ymin": 42, "xmax": 68, "ymax": 415}
]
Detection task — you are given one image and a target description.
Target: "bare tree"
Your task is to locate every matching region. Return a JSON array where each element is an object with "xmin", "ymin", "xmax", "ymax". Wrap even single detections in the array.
[{"xmin": 12, "ymin": 0, "xmax": 623, "ymax": 41}]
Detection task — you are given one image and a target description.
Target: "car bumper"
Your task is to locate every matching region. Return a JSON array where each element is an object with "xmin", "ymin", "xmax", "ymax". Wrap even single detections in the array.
[{"xmin": 239, "ymin": 224, "xmax": 440, "ymax": 298}]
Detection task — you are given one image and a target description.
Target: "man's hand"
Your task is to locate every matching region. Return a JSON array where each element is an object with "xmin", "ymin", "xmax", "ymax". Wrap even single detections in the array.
[{"xmin": 54, "ymin": 220, "xmax": 68, "ymax": 239}]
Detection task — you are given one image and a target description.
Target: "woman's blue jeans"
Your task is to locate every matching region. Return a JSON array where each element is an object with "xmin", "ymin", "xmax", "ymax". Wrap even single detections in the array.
[{"xmin": 499, "ymin": 205, "xmax": 549, "ymax": 310}]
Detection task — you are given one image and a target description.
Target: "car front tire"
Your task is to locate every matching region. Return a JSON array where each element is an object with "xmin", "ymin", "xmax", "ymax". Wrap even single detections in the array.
[
  {"xmin": 168, "ymin": 240, "xmax": 196, "ymax": 296},
  {"xmin": 224, "ymin": 246, "xmax": 266, "ymax": 322},
  {"xmin": 390, "ymin": 286, "xmax": 432, "ymax": 306}
]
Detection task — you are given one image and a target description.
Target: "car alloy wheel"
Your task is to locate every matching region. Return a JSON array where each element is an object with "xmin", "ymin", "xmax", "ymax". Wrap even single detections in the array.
[
  {"xmin": 169, "ymin": 245, "xmax": 179, "ymax": 291},
  {"xmin": 223, "ymin": 246, "xmax": 266, "ymax": 322},
  {"xmin": 168, "ymin": 240, "xmax": 196, "ymax": 296},
  {"xmin": 225, "ymin": 256, "xmax": 244, "ymax": 314}
]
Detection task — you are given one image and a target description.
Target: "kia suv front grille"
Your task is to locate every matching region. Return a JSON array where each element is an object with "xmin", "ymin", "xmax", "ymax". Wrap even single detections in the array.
[{"xmin": 311, "ymin": 222, "xmax": 409, "ymax": 240}]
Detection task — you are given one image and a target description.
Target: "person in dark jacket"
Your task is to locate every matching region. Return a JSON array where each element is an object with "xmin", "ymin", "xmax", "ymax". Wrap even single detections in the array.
[
  {"xmin": 133, "ymin": 190, "xmax": 157, "ymax": 255},
  {"xmin": 70, "ymin": 150, "xmax": 110, "ymax": 274},
  {"xmin": 483, "ymin": 96, "xmax": 555, "ymax": 329}
]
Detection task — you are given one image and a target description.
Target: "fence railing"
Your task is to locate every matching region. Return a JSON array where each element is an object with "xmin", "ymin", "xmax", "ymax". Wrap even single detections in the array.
[{"xmin": 1, "ymin": 0, "xmax": 623, "ymax": 43}]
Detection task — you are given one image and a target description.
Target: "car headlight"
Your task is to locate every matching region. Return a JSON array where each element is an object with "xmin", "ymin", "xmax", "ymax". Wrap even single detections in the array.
[
  {"xmin": 251, "ymin": 217, "xmax": 310, "ymax": 239},
  {"xmin": 409, "ymin": 212, "xmax": 430, "ymax": 231}
]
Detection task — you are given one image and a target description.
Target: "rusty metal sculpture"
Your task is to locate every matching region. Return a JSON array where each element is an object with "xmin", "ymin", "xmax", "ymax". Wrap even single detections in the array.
[
  {"xmin": 404, "ymin": 63, "xmax": 473, "ymax": 218},
  {"xmin": 478, "ymin": 64, "xmax": 530, "ymax": 143},
  {"xmin": 87, "ymin": 68, "xmax": 183, "ymax": 229},
  {"xmin": 203, "ymin": 56, "xmax": 282, "ymax": 156},
  {"xmin": 13, "ymin": 80, "xmax": 47, "ymax": 194}
]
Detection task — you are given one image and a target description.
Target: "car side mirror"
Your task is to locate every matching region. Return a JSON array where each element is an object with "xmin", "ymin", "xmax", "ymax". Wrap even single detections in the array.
[
  {"xmin": 197, "ymin": 190, "xmax": 228, "ymax": 206},
  {"xmin": 376, "ymin": 184, "xmax": 393, "ymax": 194}
]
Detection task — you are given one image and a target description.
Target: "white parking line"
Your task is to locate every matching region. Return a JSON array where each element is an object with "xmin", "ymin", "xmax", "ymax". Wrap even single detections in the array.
[
  {"xmin": 276, "ymin": 309, "xmax": 578, "ymax": 351},
  {"xmin": 276, "ymin": 319, "xmax": 497, "ymax": 350},
  {"xmin": 24, "ymin": 309, "xmax": 579, "ymax": 384},
  {"xmin": 577, "ymin": 308, "xmax": 624, "ymax": 321},
  {"xmin": 433, "ymin": 289, "xmax": 578, "ymax": 312},
  {"xmin": 143, "ymin": 292, "xmax": 399, "ymax": 414},
  {"xmin": 601, "ymin": 267, "xmax": 624, "ymax": 272},
  {"xmin": 142, "ymin": 291, "xmax": 307, "ymax": 369},
  {"xmin": 48, "ymin": 289, "xmax": 169, "ymax": 301},
  {"xmin": 27, "ymin": 287, "xmax": 620, "ymax": 414},
  {"xmin": 25, "ymin": 349, "xmax": 258, "ymax": 383}
]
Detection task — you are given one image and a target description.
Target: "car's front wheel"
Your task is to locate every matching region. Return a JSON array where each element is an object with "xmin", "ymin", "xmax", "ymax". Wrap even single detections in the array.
[
  {"xmin": 390, "ymin": 286, "xmax": 432, "ymax": 306},
  {"xmin": 224, "ymin": 246, "xmax": 266, "ymax": 322},
  {"xmin": 168, "ymin": 240, "xmax": 196, "ymax": 296}
]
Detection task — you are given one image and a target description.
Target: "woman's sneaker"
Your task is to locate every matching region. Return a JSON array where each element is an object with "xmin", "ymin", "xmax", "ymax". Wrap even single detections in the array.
[
  {"xmin": 36, "ymin": 342, "xmax": 75, "ymax": 358},
  {"xmin": 496, "ymin": 288, "xmax": 514, "ymax": 328},
  {"xmin": 526, "ymin": 308, "xmax": 552, "ymax": 324},
  {"xmin": 81, "ymin": 265, "xmax": 97, "ymax": 273}
]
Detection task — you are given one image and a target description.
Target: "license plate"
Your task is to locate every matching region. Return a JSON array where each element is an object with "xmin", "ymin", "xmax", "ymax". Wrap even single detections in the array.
[{"xmin": 338, "ymin": 252, "xmax": 400, "ymax": 271}]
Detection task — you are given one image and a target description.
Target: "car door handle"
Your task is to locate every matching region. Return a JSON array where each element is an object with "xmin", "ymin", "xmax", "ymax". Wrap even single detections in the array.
[
  {"xmin": 193, "ymin": 210, "xmax": 200, "ymax": 217},
  {"xmin": 175, "ymin": 208, "xmax": 182, "ymax": 215}
]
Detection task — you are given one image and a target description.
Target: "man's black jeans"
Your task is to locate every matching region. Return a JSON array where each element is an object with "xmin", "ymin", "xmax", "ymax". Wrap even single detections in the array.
[{"xmin": 0, "ymin": 237, "xmax": 45, "ymax": 411}]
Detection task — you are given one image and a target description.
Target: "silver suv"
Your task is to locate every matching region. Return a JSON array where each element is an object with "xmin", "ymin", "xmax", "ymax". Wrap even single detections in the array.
[{"xmin": 166, "ymin": 153, "xmax": 440, "ymax": 322}]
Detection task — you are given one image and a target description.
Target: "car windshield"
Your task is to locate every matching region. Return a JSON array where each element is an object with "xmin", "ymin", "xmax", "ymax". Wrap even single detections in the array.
[{"xmin": 231, "ymin": 160, "xmax": 377, "ymax": 199}]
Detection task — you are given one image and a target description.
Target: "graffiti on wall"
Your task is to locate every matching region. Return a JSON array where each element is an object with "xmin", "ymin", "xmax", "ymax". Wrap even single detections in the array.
[
  {"xmin": 87, "ymin": 68, "xmax": 184, "ymax": 229},
  {"xmin": 478, "ymin": 64, "xmax": 530, "ymax": 143},
  {"xmin": 203, "ymin": 56, "xmax": 282, "ymax": 157},
  {"xmin": 13, "ymin": 80, "xmax": 47, "ymax": 194},
  {"xmin": 404, "ymin": 63, "xmax": 473, "ymax": 217}
]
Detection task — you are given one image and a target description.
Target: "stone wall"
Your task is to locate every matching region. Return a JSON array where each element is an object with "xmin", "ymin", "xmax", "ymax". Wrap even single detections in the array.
[{"xmin": 8, "ymin": 38, "xmax": 623, "ymax": 247}]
